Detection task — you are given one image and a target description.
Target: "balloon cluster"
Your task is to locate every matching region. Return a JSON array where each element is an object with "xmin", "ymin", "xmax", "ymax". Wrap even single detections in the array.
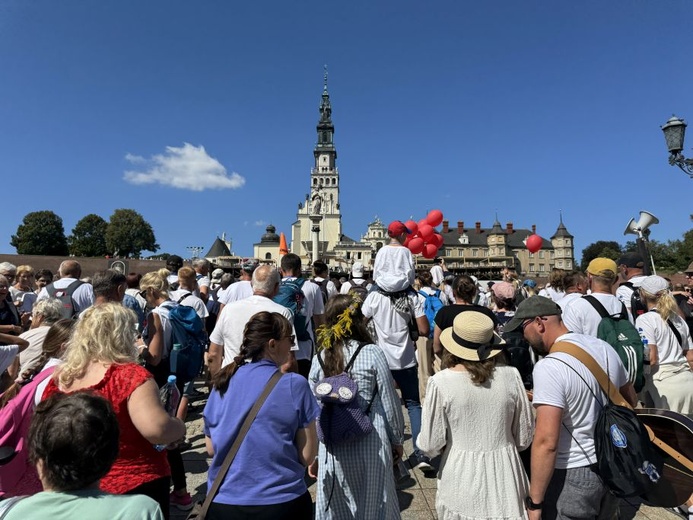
[{"xmin": 403, "ymin": 210, "xmax": 445, "ymax": 259}]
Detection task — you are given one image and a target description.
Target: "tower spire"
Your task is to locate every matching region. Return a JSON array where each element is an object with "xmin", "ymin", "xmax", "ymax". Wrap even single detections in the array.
[{"xmin": 323, "ymin": 64, "xmax": 328, "ymax": 93}]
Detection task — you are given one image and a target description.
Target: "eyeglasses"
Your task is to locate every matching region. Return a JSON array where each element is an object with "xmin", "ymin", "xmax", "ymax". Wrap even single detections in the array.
[{"xmin": 521, "ymin": 316, "xmax": 547, "ymax": 332}]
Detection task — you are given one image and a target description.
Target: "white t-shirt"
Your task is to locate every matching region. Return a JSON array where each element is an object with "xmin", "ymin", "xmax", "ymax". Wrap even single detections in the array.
[
  {"xmin": 556, "ymin": 292, "xmax": 582, "ymax": 311},
  {"xmin": 313, "ymin": 277, "xmax": 338, "ymax": 299},
  {"xmin": 194, "ymin": 273, "xmax": 211, "ymax": 299},
  {"xmin": 562, "ymin": 293, "xmax": 626, "ymax": 337},
  {"xmin": 419, "ymin": 286, "xmax": 450, "ymax": 306},
  {"xmin": 373, "ymin": 245, "xmax": 415, "ymax": 293},
  {"xmin": 219, "ymin": 280, "xmax": 253, "ymax": 305},
  {"xmin": 636, "ymin": 310, "xmax": 690, "ymax": 366},
  {"xmin": 532, "ymin": 332, "xmax": 628, "ymax": 469},
  {"xmin": 340, "ymin": 279, "xmax": 371, "ymax": 295},
  {"xmin": 280, "ymin": 277, "xmax": 324, "ymax": 361},
  {"xmin": 37, "ymin": 278, "xmax": 94, "ymax": 314},
  {"xmin": 361, "ymin": 290, "xmax": 425, "ymax": 370},
  {"xmin": 169, "ymin": 290, "xmax": 209, "ymax": 320},
  {"xmin": 9, "ymin": 288, "xmax": 37, "ymax": 314},
  {"xmin": 538, "ymin": 285, "xmax": 565, "ymax": 302},
  {"xmin": 210, "ymin": 295, "xmax": 297, "ymax": 367},
  {"xmin": 430, "ymin": 264, "xmax": 444, "ymax": 286},
  {"xmin": 0, "ymin": 344, "xmax": 19, "ymax": 374}
]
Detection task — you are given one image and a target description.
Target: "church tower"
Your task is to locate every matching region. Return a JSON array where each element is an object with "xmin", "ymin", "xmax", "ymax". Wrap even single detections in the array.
[{"xmin": 291, "ymin": 67, "xmax": 343, "ymax": 262}]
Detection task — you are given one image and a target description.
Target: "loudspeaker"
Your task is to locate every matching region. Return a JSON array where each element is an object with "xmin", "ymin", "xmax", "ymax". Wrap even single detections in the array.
[{"xmin": 623, "ymin": 211, "xmax": 659, "ymax": 236}]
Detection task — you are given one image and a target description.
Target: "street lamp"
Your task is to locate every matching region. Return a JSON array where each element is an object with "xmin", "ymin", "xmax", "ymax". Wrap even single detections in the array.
[
  {"xmin": 186, "ymin": 246, "xmax": 204, "ymax": 259},
  {"xmin": 661, "ymin": 115, "xmax": 693, "ymax": 177}
]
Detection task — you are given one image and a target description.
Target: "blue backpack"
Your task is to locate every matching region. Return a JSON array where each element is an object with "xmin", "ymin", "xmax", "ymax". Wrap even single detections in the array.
[
  {"xmin": 419, "ymin": 289, "xmax": 444, "ymax": 339},
  {"xmin": 274, "ymin": 278, "xmax": 311, "ymax": 341},
  {"xmin": 165, "ymin": 304, "xmax": 208, "ymax": 382}
]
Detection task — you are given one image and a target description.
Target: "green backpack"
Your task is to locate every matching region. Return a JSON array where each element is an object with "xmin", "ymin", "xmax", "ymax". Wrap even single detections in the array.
[{"xmin": 583, "ymin": 295, "xmax": 644, "ymax": 392}]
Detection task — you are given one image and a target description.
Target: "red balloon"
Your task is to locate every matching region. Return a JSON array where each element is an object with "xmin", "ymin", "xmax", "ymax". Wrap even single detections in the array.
[
  {"xmin": 423, "ymin": 243, "xmax": 438, "ymax": 259},
  {"xmin": 419, "ymin": 224, "xmax": 434, "ymax": 241},
  {"xmin": 426, "ymin": 209, "xmax": 444, "ymax": 227},
  {"xmin": 405, "ymin": 220, "xmax": 419, "ymax": 236},
  {"xmin": 418, "ymin": 218, "xmax": 429, "ymax": 229},
  {"xmin": 408, "ymin": 237, "xmax": 425, "ymax": 254},
  {"xmin": 403, "ymin": 235, "xmax": 411, "ymax": 247},
  {"xmin": 430, "ymin": 233, "xmax": 444, "ymax": 248},
  {"xmin": 526, "ymin": 234, "xmax": 543, "ymax": 253}
]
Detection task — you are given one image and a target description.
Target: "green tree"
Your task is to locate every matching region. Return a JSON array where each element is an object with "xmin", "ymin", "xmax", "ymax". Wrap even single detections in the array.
[
  {"xmin": 623, "ymin": 238, "xmax": 687, "ymax": 273},
  {"xmin": 68, "ymin": 214, "xmax": 109, "ymax": 257},
  {"xmin": 10, "ymin": 210, "xmax": 69, "ymax": 255},
  {"xmin": 580, "ymin": 240, "xmax": 622, "ymax": 271},
  {"xmin": 105, "ymin": 209, "xmax": 159, "ymax": 258}
]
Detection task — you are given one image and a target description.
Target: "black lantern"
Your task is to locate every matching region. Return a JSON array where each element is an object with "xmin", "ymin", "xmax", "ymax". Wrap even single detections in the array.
[{"xmin": 662, "ymin": 115, "xmax": 693, "ymax": 176}]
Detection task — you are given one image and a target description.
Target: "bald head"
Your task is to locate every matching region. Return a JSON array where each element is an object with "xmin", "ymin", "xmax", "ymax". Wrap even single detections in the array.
[
  {"xmin": 59, "ymin": 260, "xmax": 82, "ymax": 279},
  {"xmin": 252, "ymin": 265, "xmax": 280, "ymax": 296}
]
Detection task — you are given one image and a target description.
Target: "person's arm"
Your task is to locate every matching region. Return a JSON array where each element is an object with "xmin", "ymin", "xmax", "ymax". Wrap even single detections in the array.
[
  {"xmin": 205, "ymin": 436, "xmax": 214, "ymax": 457},
  {"xmin": 141, "ymin": 312, "xmax": 164, "ymax": 366},
  {"xmin": 432, "ymin": 324, "xmax": 443, "ymax": 356},
  {"xmin": 0, "ymin": 325, "xmax": 22, "ymax": 336},
  {"xmin": 0, "ymin": 333, "xmax": 28, "ymax": 351},
  {"xmin": 619, "ymin": 382, "xmax": 638, "ymax": 408},
  {"xmin": 686, "ymin": 349, "xmax": 693, "ymax": 371},
  {"xmin": 294, "ymin": 420, "xmax": 318, "ymax": 467},
  {"xmin": 199, "ymin": 283, "xmax": 209, "ymax": 304},
  {"xmin": 528, "ymin": 404, "xmax": 562, "ymax": 519},
  {"xmin": 206, "ymin": 342, "xmax": 224, "ymax": 377},
  {"xmin": 648, "ymin": 343, "xmax": 659, "ymax": 367},
  {"xmin": 416, "ymin": 315, "xmax": 429, "ymax": 338},
  {"xmin": 128, "ymin": 378, "xmax": 186, "ymax": 445}
]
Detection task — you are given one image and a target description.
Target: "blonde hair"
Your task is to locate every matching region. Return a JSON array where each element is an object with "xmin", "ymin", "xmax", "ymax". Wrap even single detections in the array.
[
  {"xmin": 640, "ymin": 287, "xmax": 678, "ymax": 323},
  {"xmin": 177, "ymin": 266, "xmax": 196, "ymax": 285},
  {"xmin": 57, "ymin": 303, "xmax": 138, "ymax": 388},
  {"xmin": 139, "ymin": 269, "xmax": 170, "ymax": 299},
  {"xmin": 16, "ymin": 265, "xmax": 35, "ymax": 278}
]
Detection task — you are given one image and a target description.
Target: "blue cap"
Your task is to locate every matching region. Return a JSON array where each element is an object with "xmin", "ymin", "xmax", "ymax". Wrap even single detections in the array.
[
  {"xmin": 523, "ymin": 279, "xmax": 537, "ymax": 288},
  {"xmin": 167, "ymin": 375, "xmax": 177, "ymax": 384}
]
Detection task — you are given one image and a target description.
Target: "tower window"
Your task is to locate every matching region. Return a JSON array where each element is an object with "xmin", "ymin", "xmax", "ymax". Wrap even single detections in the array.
[{"xmin": 265, "ymin": 252, "xmax": 272, "ymax": 260}]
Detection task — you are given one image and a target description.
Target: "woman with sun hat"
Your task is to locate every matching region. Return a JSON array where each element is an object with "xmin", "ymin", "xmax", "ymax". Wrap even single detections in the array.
[{"xmin": 418, "ymin": 310, "xmax": 534, "ymax": 519}]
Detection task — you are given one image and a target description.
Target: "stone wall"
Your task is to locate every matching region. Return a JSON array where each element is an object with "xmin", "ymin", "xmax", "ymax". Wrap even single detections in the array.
[{"xmin": 0, "ymin": 254, "xmax": 167, "ymax": 277}]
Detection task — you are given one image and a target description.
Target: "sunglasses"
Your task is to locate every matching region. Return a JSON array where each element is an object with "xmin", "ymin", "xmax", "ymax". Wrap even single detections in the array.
[{"xmin": 521, "ymin": 316, "xmax": 548, "ymax": 332}]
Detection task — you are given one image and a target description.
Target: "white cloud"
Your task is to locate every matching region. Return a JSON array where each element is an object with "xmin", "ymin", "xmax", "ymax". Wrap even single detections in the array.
[
  {"xmin": 254, "ymin": 220, "xmax": 266, "ymax": 227},
  {"xmin": 123, "ymin": 143, "xmax": 245, "ymax": 191}
]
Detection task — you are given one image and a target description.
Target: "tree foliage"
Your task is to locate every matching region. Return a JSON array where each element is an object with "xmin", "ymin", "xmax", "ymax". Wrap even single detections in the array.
[
  {"xmin": 10, "ymin": 211, "xmax": 69, "ymax": 256},
  {"xmin": 68, "ymin": 214, "xmax": 109, "ymax": 257},
  {"xmin": 105, "ymin": 209, "xmax": 159, "ymax": 259},
  {"xmin": 580, "ymin": 240, "xmax": 622, "ymax": 271},
  {"xmin": 623, "ymin": 239, "xmax": 688, "ymax": 273}
]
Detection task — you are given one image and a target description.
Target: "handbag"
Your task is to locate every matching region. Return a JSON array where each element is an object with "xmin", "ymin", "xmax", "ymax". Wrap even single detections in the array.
[{"xmin": 186, "ymin": 370, "xmax": 283, "ymax": 520}]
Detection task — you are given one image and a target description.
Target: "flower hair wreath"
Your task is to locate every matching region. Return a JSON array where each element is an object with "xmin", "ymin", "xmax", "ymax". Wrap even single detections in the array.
[{"xmin": 315, "ymin": 293, "xmax": 362, "ymax": 351}]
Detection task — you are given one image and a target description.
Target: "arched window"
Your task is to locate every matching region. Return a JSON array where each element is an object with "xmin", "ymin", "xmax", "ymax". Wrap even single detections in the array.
[{"xmin": 265, "ymin": 252, "xmax": 272, "ymax": 260}]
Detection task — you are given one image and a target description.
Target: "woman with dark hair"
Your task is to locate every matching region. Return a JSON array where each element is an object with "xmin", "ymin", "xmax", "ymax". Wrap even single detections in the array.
[
  {"xmin": 203, "ymin": 312, "xmax": 319, "ymax": 520},
  {"xmin": 308, "ymin": 294, "xmax": 405, "ymax": 519},
  {"xmin": 433, "ymin": 275, "xmax": 497, "ymax": 358},
  {"xmin": 418, "ymin": 311, "xmax": 533, "ymax": 519},
  {"xmin": 2, "ymin": 392, "xmax": 163, "ymax": 519}
]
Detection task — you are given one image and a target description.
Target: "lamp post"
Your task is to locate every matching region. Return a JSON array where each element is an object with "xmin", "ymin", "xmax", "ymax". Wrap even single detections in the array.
[
  {"xmin": 661, "ymin": 115, "xmax": 693, "ymax": 177},
  {"xmin": 186, "ymin": 246, "xmax": 204, "ymax": 259}
]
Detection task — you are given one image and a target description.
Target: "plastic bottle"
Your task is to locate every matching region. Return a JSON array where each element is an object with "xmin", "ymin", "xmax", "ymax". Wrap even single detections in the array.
[{"xmin": 154, "ymin": 375, "xmax": 181, "ymax": 451}]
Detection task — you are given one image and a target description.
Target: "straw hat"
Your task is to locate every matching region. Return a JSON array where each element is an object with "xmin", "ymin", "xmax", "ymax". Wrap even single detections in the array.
[{"xmin": 439, "ymin": 311, "xmax": 505, "ymax": 361}]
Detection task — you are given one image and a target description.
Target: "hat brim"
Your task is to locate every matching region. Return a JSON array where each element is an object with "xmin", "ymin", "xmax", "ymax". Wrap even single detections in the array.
[
  {"xmin": 503, "ymin": 315, "xmax": 525, "ymax": 333},
  {"xmin": 439, "ymin": 328, "xmax": 505, "ymax": 362}
]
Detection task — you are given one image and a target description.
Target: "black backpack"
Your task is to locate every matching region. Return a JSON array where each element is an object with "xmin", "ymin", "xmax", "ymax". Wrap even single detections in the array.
[
  {"xmin": 310, "ymin": 278, "xmax": 329, "ymax": 305},
  {"xmin": 46, "ymin": 280, "xmax": 85, "ymax": 319},
  {"xmin": 501, "ymin": 328, "xmax": 534, "ymax": 389},
  {"xmin": 551, "ymin": 342, "xmax": 663, "ymax": 498},
  {"xmin": 348, "ymin": 280, "xmax": 369, "ymax": 302},
  {"xmin": 622, "ymin": 281, "xmax": 647, "ymax": 322}
]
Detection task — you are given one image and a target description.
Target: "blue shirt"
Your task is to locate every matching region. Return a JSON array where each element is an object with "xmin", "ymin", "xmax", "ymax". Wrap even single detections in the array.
[{"xmin": 203, "ymin": 359, "xmax": 320, "ymax": 506}]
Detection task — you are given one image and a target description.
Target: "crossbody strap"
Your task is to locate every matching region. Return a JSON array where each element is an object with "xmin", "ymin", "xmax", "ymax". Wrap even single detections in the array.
[
  {"xmin": 666, "ymin": 318, "xmax": 683, "ymax": 347},
  {"xmin": 551, "ymin": 341, "xmax": 630, "ymax": 408},
  {"xmin": 199, "ymin": 370, "xmax": 283, "ymax": 518}
]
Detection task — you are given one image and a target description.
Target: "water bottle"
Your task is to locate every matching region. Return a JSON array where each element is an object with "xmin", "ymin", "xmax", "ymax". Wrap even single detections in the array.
[
  {"xmin": 169, "ymin": 343, "xmax": 182, "ymax": 375},
  {"xmin": 154, "ymin": 375, "xmax": 181, "ymax": 451}
]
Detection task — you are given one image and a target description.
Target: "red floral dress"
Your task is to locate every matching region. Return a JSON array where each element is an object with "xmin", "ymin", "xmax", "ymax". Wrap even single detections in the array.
[{"xmin": 42, "ymin": 363, "xmax": 170, "ymax": 494}]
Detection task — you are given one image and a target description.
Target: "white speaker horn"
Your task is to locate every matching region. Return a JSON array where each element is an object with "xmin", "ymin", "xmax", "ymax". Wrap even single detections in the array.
[
  {"xmin": 635, "ymin": 211, "xmax": 659, "ymax": 232},
  {"xmin": 624, "ymin": 218, "xmax": 639, "ymax": 236}
]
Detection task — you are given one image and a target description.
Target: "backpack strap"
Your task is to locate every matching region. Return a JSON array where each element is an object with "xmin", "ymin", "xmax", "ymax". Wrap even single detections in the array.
[
  {"xmin": 551, "ymin": 341, "xmax": 630, "ymax": 408},
  {"xmin": 666, "ymin": 317, "xmax": 683, "ymax": 347},
  {"xmin": 177, "ymin": 292, "xmax": 192, "ymax": 304},
  {"xmin": 583, "ymin": 294, "xmax": 628, "ymax": 320},
  {"xmin": 344, "ymin": 341, "xmax": 368, "ymax": 372}
]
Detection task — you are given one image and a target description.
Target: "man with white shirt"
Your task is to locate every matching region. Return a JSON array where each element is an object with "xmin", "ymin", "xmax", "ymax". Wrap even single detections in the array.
[
  {"xmin": 561, "ymin": 258, "xmax": 624, "ymax": 336},
  {"xmin": 504, "ymin": 296, "xmax": 637, "ymax": 519},
  {"xmin": 277, "ymin": 254, "xmax": 324, "ymax": 378},
  {"xmin": 169, "ymin": 266, "xmax": 209, "ymax": 323},
  {"xmin": 615, "ymin": 252, "xmax": 648, "ymax": 322},
  {"xmin": 340, "ymin": 262, "xmax": 371, "ymax": 295},
  {"xmin": 218, "ymin": 259, "xmax": 257, "ymax": 310},
  {"xmin": 311, "ymin": 260, "xmax": 338, "ymax": 303},
  {"xmin": 430, "ymin": 257, "xmax": 445, "ymax": 287},
  {"xmin": 207, "ymin": 265, "xmax": 296, "ymax": 376},
  {"xmin": 17, "ymin": 298, "xmax": 64, "ymax": 375},
  {"xmin": 192, "ymin": 258, "xmax": 211, "ymax": 304},
  {"xmin": 37, "ymin": 260, "xmax": 94, "ymax": 317},
  {"xmin": 555, "ymin": 271, "xmax": 588, "ymax": 310}
]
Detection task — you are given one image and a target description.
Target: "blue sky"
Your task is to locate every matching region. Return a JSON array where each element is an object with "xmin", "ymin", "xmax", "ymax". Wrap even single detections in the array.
[{"xmin": 2, "ymin": 1, "xmax": 692, "ymax": 263}]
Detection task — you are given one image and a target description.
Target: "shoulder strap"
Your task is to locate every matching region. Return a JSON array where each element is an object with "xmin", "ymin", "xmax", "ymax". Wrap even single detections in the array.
[
  {"xmin": 344, "ymin": 342, "xmax": 368, "ymax": 372},
  {"xmin": 583, "ymin": 294, "xmax": 609, "ymax": 319},
  {"xmin": 177, "ymin": 292, "xmax": 192, "ymax": 304},
  {"xmin": 198, "ymin": 370, "xmax": 283, "ymax": 519},
  {"xmin": 667, "ymin": 318, "xmax": 683, "ymax": 347},
  {"xmin": 551, "ymin": 341, "xmax": 630, "ymax": 408}
]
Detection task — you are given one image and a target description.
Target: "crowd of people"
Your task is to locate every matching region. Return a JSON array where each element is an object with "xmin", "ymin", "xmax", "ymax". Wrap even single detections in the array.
[{"xmin": 0, "ymin": 234, "xmax": 693, "ymax": 519}]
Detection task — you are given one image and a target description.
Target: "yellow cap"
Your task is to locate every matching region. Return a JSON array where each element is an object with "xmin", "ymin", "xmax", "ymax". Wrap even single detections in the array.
[{"xmin": 587, "ymin": 258, "xmax": 618, "ymax": 277}]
